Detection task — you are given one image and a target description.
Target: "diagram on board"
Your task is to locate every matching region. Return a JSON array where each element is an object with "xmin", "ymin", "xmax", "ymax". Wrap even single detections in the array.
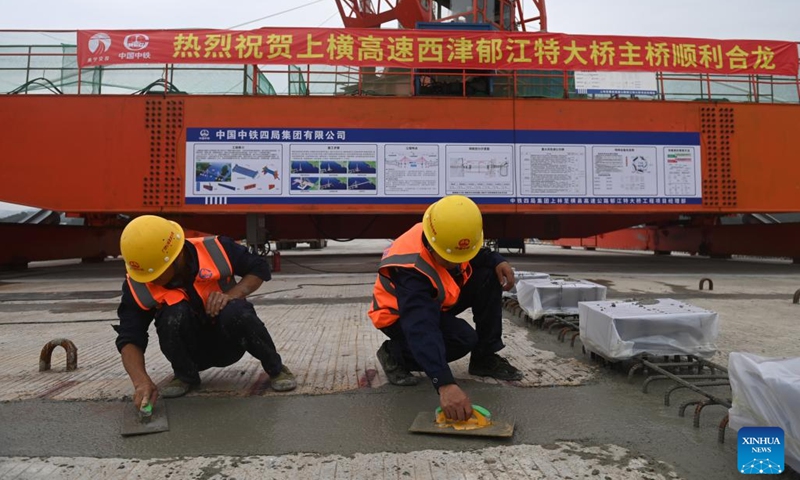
[
  {"xmin": 320, "ymin": 161, "xmax": 348, "ymax": 174},
  {"xmin": 664, "ymin": 147, "xmax": 697, "ymax": 196},
  {"xmin": 592, "ymin": 146, "xmax": 657, "ymax": 196},
  {"xmin": 384, "ymin": 144, "xmax": 440, "ymax": 195},
  {"xmin": 320, "ymin": 176, "xmax": 348, "ymax": 191},
  {"xmin": 289, "ymin": 144, "xmax": 378, "ymax": 195},
  {"xmin": 348, "ymin": 177, "xmax": 377, "ymax": 190},
  {"xmin": 291, "ymin": 177, "xmax": 320, "ymax": 191},
  {"xmin": 191, "ymin": 144, "xmax": 282, "ymax": 195},
  {"xmin": 445, "ymin": 145, "xmax": 514, "ymax": 195},
  {"xmin": 196, "ymin": 162, "xmax": 231, "ymax": 182}
]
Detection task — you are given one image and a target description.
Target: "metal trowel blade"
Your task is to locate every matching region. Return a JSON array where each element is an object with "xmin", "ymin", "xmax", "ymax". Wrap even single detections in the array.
[{"xmin": 121, "ymin": 401, "xmax": 170, "ymax": 437}]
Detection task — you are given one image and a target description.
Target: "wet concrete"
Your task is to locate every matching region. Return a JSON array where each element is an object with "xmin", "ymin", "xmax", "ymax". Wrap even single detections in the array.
[{"xmin": 0, "ymin": 377, "xmax": 738, "ymax": 479}]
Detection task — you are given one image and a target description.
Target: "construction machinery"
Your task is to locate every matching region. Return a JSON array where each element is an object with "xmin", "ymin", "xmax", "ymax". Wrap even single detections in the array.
[{"xmin": 1, "ymin": 0, "xmax": 800, "ymax": 268}]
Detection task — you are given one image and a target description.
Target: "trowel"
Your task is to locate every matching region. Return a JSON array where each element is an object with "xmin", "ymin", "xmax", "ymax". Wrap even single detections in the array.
[
  {"xmin": 120, "ymin": 400, "xmax": 170, "ymax": 437},
  {"xmin": 408, "ymin": 404, "xmax": 514, "ymax": 437}
]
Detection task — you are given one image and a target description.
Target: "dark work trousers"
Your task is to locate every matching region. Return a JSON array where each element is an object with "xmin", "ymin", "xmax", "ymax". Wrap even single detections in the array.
[
  {"xmin": 380, "ymin": 263, "xmax": 505, "ymax": 371},
  {"xmin": 154, "ymin": 299, "xmax": 283, "ymax": 384}
]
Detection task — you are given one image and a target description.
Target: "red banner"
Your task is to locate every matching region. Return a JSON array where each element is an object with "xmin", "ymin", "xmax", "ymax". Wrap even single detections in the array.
[{"xmin": 78, "ymin": 27, "xmax": 799, "ymax": 75}]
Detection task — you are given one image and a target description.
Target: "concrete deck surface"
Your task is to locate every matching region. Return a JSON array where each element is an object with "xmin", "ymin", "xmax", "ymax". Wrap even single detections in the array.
[{"xmin": 0, "ymin": 241, "xmax": 798, "ymax": 479}]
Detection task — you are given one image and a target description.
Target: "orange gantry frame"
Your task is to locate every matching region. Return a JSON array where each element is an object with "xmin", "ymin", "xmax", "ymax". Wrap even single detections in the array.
[{"xmin": 2, "ymin": 94, "xmax": 800, "ymax": 217}]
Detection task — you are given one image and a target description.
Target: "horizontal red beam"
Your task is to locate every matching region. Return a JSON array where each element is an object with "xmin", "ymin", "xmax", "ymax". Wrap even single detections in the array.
[
  {"xmin": 555, "ymin": 223, "xmax": 800, "ymax": 261},
  {"xmin": 0, "ymin": 223, "xmax": 123, "ymax": 268}
]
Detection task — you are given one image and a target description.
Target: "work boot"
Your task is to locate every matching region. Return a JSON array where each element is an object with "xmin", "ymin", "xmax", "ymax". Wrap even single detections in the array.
[
  {"xmin": 377, "ymin": 341, "xmax": 420, "ymax": 386},
  {"xmin": 161, "ymin": 377, "xmax": 195, "ymax": 398},
  {"xmin": 271, "ymin": 365, "xmax": 297, "ymax": 392},
  {"xmin": 468, "ymin": 353, "xmax": 524, "ymax": 381}
]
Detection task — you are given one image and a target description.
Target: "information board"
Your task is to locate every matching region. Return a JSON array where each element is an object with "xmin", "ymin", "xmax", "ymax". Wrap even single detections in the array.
[{"xmin": 185, "ymin": 128, "xmax": 702, "ymax": 206}]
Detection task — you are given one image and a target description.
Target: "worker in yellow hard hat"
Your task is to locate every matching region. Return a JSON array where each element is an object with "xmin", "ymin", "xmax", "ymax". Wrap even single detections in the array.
[
  {"xmin": 114, "ymin": 215, "xmax": 296, "ymax": 411},
  {"xmin": 368, "ymin": 195, "xmax": 523, "ymax": 422}
]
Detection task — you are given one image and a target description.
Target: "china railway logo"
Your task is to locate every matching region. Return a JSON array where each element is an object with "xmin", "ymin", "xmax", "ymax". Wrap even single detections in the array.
[
  {"xmin": 88, "ymin": 33, "xmax": 112, "ymax": 54},
  {"xmin": 456, "ymin": 238, "xmax": 471, "ymax": 250},
  {"xmin": 124, "ymin": 34, "xmax": 149, "ymax": 51},
  {"xmin": 128, "ymin": 261, "xmax": 143, "ymax": 271},
  {"xmin": 199, "ymin": 268, "xmax": 213, "ymax": 279}
]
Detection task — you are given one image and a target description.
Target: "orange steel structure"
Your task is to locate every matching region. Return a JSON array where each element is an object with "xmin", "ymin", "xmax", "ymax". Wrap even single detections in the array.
[
  {"xmin": 5, "ymin": 95, "xmax": 800, "ymax": 218},
  {"xmin": 3, "ymin": 94, "xmax": 800, "ymax": 260},
  {"xmin": 2, "ymin": 1, "xmax": 800, "ymax": 266},
  {"xmin": 335, "ymin": 0, "xmax": 546, "ymax": 31}
]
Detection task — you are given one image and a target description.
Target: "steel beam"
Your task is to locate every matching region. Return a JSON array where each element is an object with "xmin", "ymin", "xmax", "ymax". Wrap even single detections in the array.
[
  {"xmin": 554, "ymin": 223, "xmax": 800, "ymax": 261},
  {"xmin": 0, "ymin": 223, "xmax": 123, "ymax": 269}
]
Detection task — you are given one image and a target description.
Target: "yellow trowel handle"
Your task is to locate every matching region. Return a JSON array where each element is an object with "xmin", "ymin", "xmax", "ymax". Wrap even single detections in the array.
[{"xmin": 435, "ymin": 404, "xmax": 492, "ymax": 426}]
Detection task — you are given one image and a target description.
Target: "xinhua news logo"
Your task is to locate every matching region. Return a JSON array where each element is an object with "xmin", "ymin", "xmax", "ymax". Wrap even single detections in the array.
[{"xmin": 738, "ymin": 427, "xmax": 784, "ymax": 474}]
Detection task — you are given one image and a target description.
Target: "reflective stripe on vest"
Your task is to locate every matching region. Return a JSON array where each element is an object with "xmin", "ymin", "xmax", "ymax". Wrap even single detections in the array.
[
  {"xmin": 127, "ymin": 276, "xmax": 159, "ymax": 310},
  {"xmin": 201, "ymin": 236, "xmax": 235, "ymax": 292},
  {"xmin": 368, "ymin": 223, "xmax": 471, "ymax": 329}
]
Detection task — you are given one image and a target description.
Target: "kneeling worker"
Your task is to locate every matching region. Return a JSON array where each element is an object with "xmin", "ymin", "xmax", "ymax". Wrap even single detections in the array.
[
  {"xmin": 114, "ymin": 215, "xmax": 296, "ymax": 411},
  {"xmin": 368, "ymin": 195, "xmax": 523, "ymax": 422}
]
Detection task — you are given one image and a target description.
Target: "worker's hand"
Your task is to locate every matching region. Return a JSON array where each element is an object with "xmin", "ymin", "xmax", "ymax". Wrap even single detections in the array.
[
  {"xmin": 438, "ymin": 384, "xmax": 473, "ymax": 422},
  {"xmin": 495, "ymin": 261, "xmax": 515, "ymax": 292},
  {"xmin": 133, "ymin": 377, "xmax": 158, "ymax": 410},
  {"xmin": 205, "ymin": 291, "xmax": 233, "ymax": 317}
]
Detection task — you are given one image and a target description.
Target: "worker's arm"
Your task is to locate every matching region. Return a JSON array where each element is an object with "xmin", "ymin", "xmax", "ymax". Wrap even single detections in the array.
[
  {"xmin": 206, "ymin": 274, "xmax": 263, "ymax": 316},
  {"xmin": 206, "ymin": 237, "xmax": 273, "ymax": 316},
  {"xmin": 470, "ymin": 247, "xmax": 515, "ymax": 291},
  {"xmin": 114, "ymin": 280, "xmax": 157, "ymax": 407},
  {"xmin": 390, "ymin": 268, "xmax": 473, "ymax": 421},
  {"xmin": 226, "ymin": 274, "xmax": 263, "ymax": 299},
  {"xmin": 121, "ymin": 343, "xmax": 158, "ymax": 409}
]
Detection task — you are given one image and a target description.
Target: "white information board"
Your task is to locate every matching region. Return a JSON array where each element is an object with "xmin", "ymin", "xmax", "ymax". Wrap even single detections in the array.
[
  {"xmin": 185, "ymin": 128, "xmax": 702, "ymax": 206},
  {"xmin": 520, "ymin": 145, "xmax": 587, "ymax": 196},
  {"xmin": 575, "ymin": 71, "xmax": 659, "ymax": 96}
]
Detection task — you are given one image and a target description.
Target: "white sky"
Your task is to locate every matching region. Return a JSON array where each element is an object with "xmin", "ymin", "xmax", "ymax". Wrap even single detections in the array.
[
  {"xmin": 0, "ymin": 0, "xmax": 798, "ymax": 41},
  {"xmin": 1, "ymin": 0, "xmax": 798, "ymax": 212}
]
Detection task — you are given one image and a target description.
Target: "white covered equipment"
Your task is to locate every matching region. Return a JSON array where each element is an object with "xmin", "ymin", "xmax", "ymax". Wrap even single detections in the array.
[
  {"xmin": 503, "ymin": 270, "xmax": 550, "ymax": 298},
  {"xmin": 579, "ymin": 299, "xmax": 718, "ymax": 360},
  {"xmin": 728, "ymin": 352, "xmax": 800, "ymax": 473},
  {"xmin": 516, "ymin": 278, "xmax": 606, "ymax": 319}
]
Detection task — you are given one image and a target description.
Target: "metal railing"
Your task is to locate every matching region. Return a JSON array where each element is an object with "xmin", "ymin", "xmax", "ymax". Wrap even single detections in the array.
[{"xmin": 2, "ymin": 31, "xmax": 799, "ymax": 103}]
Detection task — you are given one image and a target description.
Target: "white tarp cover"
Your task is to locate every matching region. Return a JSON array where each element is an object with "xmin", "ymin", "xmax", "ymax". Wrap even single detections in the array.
[
  {"xmin": 578, "ymin": 299, "xmax": 718, "ymax": 360},
  {"xmin": 504, "ymin": 270, "xmax": 551, "ymax": 298},
  {"xmin": 516, "ymin": 278, "xmax": 606, "ymax": 319},
  {"xmin": 728, "ymin": 352, "xmax": 800, "ymax": 472}
]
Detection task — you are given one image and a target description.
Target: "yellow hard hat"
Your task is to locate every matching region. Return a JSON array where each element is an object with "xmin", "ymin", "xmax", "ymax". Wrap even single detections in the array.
[
  {"xmin": 422, "ymin": 195, "xmax": 484, "ymax": 264},
  {"xmin": 120, "ymin": 215, "xmax": 185, "ymax": 283}
]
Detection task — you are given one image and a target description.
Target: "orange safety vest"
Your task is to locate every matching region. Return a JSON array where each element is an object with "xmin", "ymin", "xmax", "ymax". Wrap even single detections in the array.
[
  {"xmin": 127, "ymin": 236, "xmax": 236, "ymax": 311},
  {"xmin": 368, "ymin": 223, "xmax": 472, "ymax": 329}
]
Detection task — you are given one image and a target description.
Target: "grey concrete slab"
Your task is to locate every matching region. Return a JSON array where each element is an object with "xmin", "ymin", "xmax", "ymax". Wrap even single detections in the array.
[
  {"xmin": 1, "ymin": 242, "xmax": 798, "ymax": 479},
  {"xmin": 0, "ymin": 378, "xmax": 751, "ymax": 479}
]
